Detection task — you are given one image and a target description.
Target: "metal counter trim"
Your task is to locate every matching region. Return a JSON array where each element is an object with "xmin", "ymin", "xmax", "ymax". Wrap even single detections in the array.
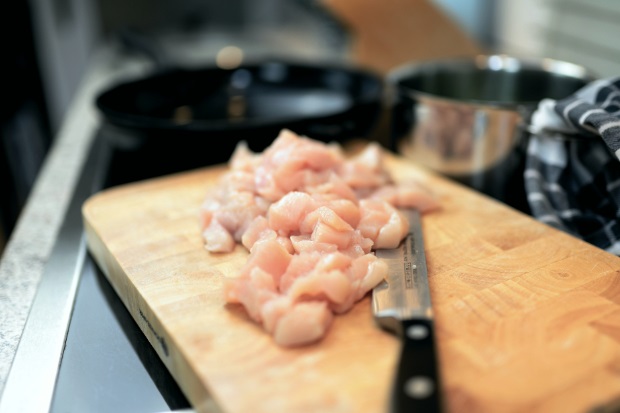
[{"xmin": 0, "ymin": 134, "xmax": 111, "ymax": 413}]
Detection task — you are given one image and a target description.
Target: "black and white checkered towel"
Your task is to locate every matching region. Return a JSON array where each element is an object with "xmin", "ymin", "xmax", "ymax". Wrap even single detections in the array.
[{"xmin": 525, "ymin": 76, "xmax": 620, "ymax": 254}]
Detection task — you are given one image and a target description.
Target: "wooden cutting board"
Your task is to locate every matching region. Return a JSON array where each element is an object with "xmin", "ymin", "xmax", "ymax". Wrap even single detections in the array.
[{"xmin": 82, "ymin": 151, "xmax": 620, "ymax": 413}]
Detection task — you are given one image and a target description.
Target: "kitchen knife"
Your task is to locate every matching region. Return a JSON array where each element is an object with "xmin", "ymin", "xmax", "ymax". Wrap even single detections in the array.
[{"xmin": 373, "ymin": 208, "xmax": 444, "ymax": 413}]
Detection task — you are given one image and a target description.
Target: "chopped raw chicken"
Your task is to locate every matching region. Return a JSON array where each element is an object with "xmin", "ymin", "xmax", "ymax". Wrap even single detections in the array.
[{"xmin": 202, "ymin": 129, "xmax": 440, "ymax": 347}]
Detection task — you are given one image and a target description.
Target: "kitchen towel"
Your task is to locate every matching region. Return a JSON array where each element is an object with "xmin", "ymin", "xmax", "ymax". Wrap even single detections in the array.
[{"xmin": 524, "ymin": 76, "xmax": 620, "ymax": 255}]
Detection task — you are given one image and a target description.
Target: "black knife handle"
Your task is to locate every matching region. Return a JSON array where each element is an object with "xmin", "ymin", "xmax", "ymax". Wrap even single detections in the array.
[{"xmin": 391, "ymin": 318, "xmax": 444, "ymax": 413}]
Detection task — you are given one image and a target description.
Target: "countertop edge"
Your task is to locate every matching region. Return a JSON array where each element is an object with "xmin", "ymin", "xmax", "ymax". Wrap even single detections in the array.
[{"xmin": 0, "ymin": 44, "xmax": 150, "ymax": 395}]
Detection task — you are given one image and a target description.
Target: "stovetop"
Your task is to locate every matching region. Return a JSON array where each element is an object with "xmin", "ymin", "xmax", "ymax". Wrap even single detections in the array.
[
  {"xmin": 50, "ymin": 126, "xmax": 213, "ymax": 412},
  {"xmin": 1, "ymin": 125, "xmax": 218, "ymax": 413},
  {"xmin": 51, "ymin": 251, "xmax": 191, "ymax": 413}
]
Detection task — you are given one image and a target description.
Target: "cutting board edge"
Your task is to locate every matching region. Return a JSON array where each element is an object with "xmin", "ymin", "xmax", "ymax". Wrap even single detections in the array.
[{"xmin": 82, "ymin": 209, "xmax": 223, "ymax": 413}]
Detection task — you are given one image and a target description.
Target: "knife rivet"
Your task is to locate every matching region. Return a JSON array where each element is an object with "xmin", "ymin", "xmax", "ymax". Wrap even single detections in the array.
[
  {"xmin": 404, "ymin": 376, "xmax": 435, "ymax": 399},
  {"xmin": 406, "ymin": 324, "xmax": 429, "ymax": 340}
]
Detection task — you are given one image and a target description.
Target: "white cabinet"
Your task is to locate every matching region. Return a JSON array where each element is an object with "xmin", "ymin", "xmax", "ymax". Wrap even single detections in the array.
[{"xmin": 496, "ymin": 0, "xmax": 620, "ymax": 78}]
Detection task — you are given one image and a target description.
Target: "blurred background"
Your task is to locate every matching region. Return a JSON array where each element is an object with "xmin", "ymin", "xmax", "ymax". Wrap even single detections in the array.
[{"xmin": 2, "ymin": 0, "xmax": 619, "ymax": 256}]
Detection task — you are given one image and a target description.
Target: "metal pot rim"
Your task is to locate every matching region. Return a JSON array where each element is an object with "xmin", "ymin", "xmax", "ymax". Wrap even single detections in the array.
[{"xmin": 387, "ymin": 54, "xmax": 598, "ymax": 109}]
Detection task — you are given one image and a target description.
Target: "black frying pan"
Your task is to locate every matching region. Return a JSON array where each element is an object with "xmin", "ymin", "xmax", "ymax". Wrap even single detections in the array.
[{"xmin": 95, "ymin": 56, "xmax": 386, "ymax": 178}]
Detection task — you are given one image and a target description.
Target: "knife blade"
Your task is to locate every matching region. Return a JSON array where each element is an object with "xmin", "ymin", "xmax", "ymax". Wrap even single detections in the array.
[{"xmin": 373, "ymin": 208, "xmax": 444, "ymax": 413}]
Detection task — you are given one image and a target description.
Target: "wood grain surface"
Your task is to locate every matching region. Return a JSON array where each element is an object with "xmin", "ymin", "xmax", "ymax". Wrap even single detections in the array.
[
  {"xmin": 320, "ymin": 0, "xmax": 485, "ymax": 74},
  {"xmin": 82, "ymin": 153, "xmax": 620, "ymax": 413}
]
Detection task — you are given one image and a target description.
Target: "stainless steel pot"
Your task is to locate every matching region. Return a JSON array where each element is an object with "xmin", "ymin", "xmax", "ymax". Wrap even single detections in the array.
[{"xmin": 388, "ymin": 54, "xmax": 596, "ymax": 211}]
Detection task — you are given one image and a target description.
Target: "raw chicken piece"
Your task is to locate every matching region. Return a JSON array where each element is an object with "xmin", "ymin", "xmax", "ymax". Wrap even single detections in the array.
[
  {"xmin": 238, "ymin": 238, "xmax": 292, "ymax": 285},
  {"xmin": 241, "ymin": 216, "xmax": 274, "ymax": 251},
  {"xmin": 262, "ymin": 297, "xmax": 333, "ymax": 347},
  {"xmin": 202, "ymin": 218, "xmax": 236, "ymax": 253},
  {"xmin": 274, "ymin": 301, "xmax": 333, "ymax": 347},
  {"xmin": 201, "ymin": 129, "xmax": 440, "ymax": 347},
  {"xmin": 223, "ymin": 267, "xmax": 278, "ymax": 321},
  {"xmin": 253, "ymin": 129, "xmax": 345, "ymax": 201},
  {"xmin": 369, "ymin": 182, "xmax": 441, "ymax": 213},
  {"xmin": 268, "ymin": 192, "xmax": 318, "ymax": 235},
  {"xmin": 332, "ymin": 254, "xmax": 388, "ymax": 314},
  {"xmin": 357, "ymin": 199, "xmax": 409, "ymax": 249},
  {"xmin": 338, "ymin": 142, "xmax": 392, "ymax": 191},
  {"xmin": 200, "ymin": 173, "xmax": 269, "ymax": 253}
]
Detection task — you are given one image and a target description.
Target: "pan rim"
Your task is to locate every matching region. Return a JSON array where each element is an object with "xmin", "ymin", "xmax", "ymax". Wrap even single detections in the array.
[{"xmin": 94, "ymin": 57, "xmax": 385, "ymax": 133}]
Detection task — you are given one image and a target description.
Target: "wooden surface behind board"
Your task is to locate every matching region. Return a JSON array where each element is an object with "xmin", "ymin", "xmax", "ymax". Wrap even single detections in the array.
[
  {"xmin": 320, "ymin": 0, "xmax": 485, "ymax": 74},
  {"xmin": 82, "ymin": 152, "xmax": 620, "ymax": 413}
]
